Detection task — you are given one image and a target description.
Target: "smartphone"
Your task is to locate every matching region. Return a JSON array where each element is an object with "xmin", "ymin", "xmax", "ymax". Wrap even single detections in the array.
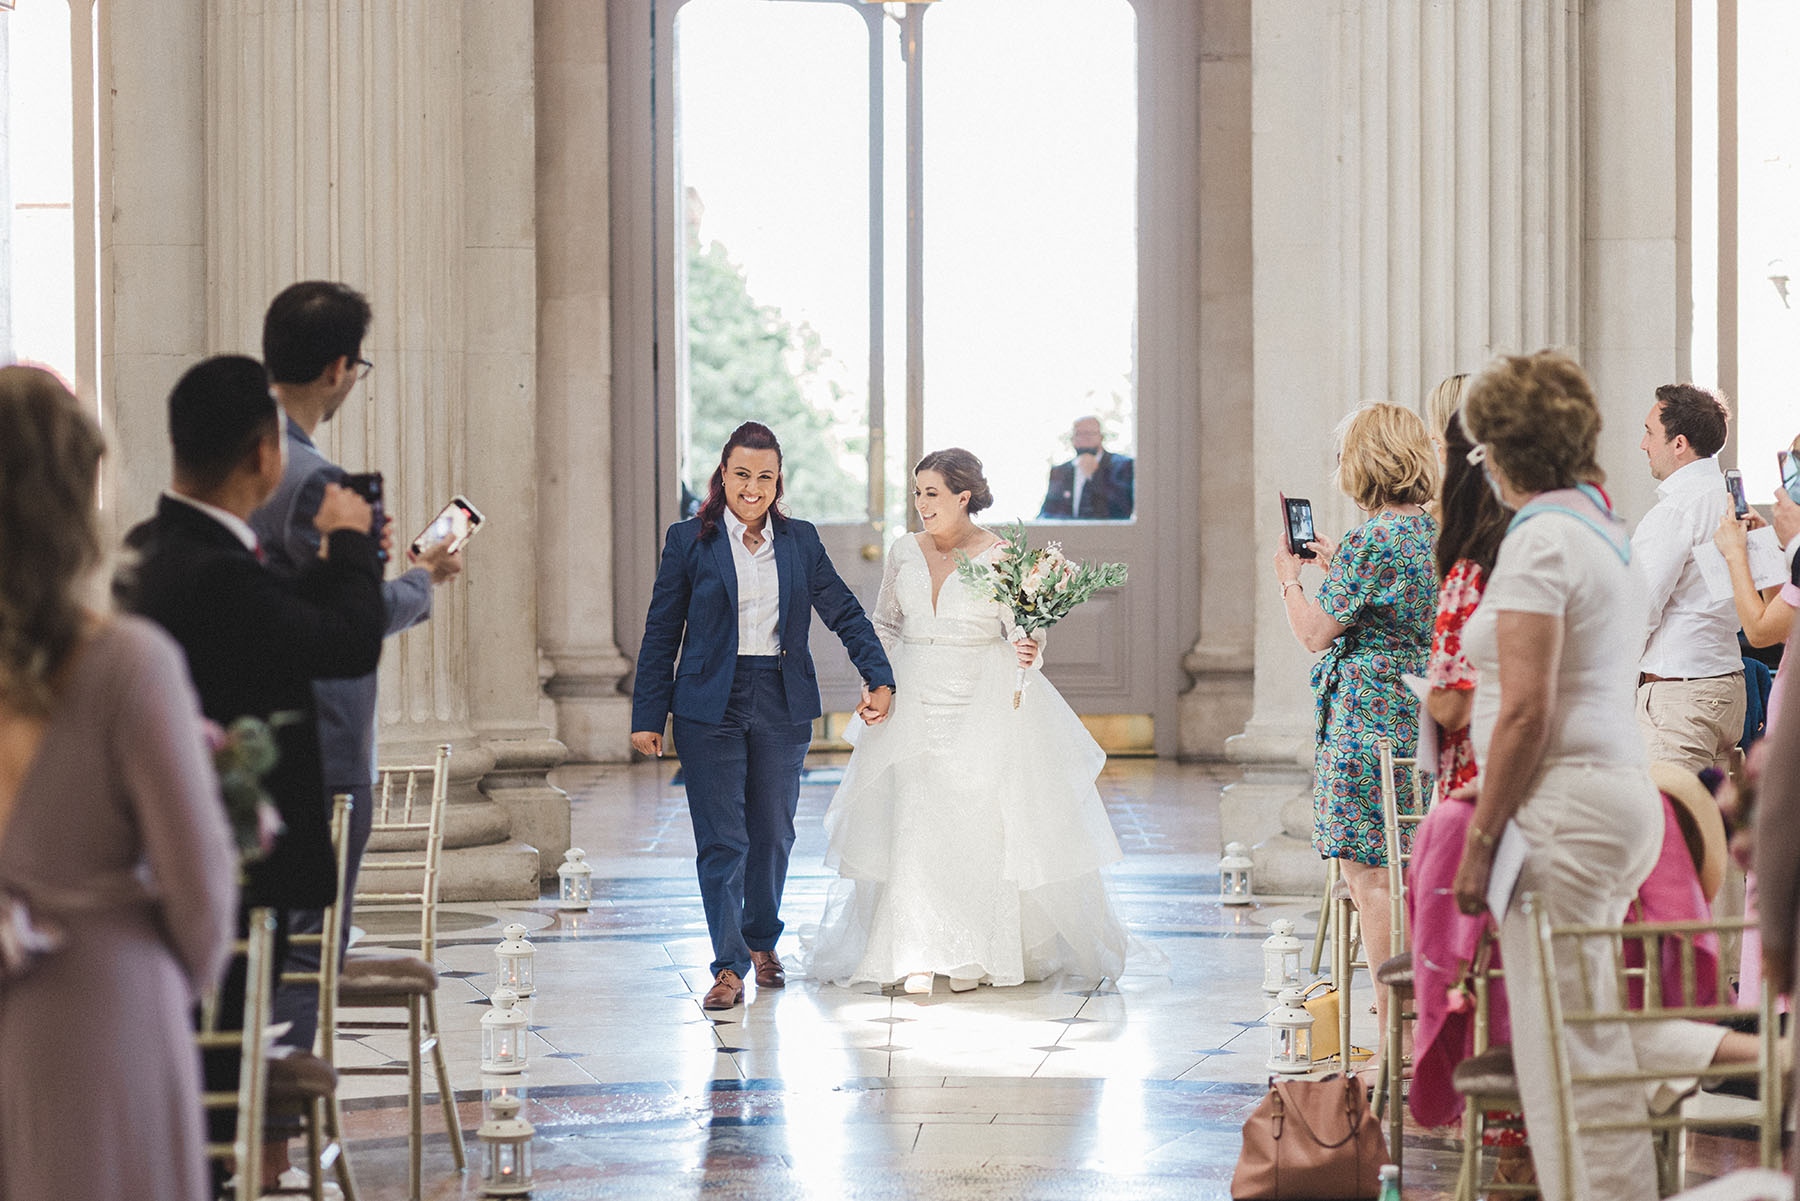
[
  {"xmin": 410, "ymin": 495, "xmax": 485, "ymax": 557},
  {"xmin": 1724, "ymin": 468, "xmax": 1749, "ymax": 519},
  {"xmin": 1781, "ymin": 451, "xmax": 1800, "ymax": 504},
  {"xmin": 1280, "ymin": 493, "xmax": 1317, "ymax": 560},
  {"xmin": 340, "ymin": 471, "xmax": 388, "ymax": 563}
]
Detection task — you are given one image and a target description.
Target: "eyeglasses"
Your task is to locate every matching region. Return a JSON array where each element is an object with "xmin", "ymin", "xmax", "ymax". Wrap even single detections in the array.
[
  {"xmin": 353, "ymin": 357, "xmax": 374, "ymax": 381},
  {"xmin": 1465, "ymin": 442, "xmax": 1489, "ymax": 467}
]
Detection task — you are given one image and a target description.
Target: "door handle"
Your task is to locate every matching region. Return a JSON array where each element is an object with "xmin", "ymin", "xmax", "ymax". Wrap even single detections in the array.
[{"xmin": 861, "ymin": 543, "xmax": 881, "ymax": 562}]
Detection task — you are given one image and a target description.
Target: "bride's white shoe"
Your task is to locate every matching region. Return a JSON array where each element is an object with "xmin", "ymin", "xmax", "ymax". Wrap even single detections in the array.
[
  {"xmin": 902, "ymin": 972, "xmax": 934, "ymax": 995},
  {"xmin": 947, "ymin": 977, "xmax": 980, "ymax": 993}
]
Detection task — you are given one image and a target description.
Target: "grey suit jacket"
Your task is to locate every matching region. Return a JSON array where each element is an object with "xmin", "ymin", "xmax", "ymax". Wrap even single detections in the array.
[{"xmin": 250, "ymin": 415, "xmax": 433, "ymax": 787}]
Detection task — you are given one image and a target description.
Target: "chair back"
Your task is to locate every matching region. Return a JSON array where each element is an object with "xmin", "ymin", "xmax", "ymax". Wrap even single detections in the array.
[
  {"xmin": 1525, "ymin": 896, "xmax": 1784, "ymax": 1198},
  {"xmin": 359, "ymin": 744, "xmax": 451, "ymax": 962},
  {"xmin": 198, "ymin": 906, "xmax": 276, "ymax": 1201},
  {"xmin": 1378, "ymin": 736, "xmax": 1430, "ymax": 957}
]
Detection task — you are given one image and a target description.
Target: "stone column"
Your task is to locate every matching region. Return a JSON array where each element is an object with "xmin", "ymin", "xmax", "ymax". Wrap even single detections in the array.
[
  {"xmin": 195, "ymin": 0, "xmax": 554, "ymax": 898},
  {"xmin": 1232, "ymin": 0, "xmax": 1583, "ymax": 892},
  {"xmin": 536, "ymin": 0, "xmax": 635, "ymax": 764}
]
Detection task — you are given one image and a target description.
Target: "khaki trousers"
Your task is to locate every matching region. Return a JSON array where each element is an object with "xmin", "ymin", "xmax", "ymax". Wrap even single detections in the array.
[{"xmin": 1635, "ymin": 673, "xmax": 1746, "ymax": 775}]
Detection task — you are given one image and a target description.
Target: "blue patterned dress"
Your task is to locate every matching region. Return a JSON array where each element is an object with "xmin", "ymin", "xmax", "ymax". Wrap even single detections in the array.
[{"xmin": 1310, "ymin": 511, "xmax": 1437, "ymax": 865}]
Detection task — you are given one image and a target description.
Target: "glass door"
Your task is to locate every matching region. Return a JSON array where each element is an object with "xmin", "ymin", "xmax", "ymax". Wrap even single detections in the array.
[{"xmin": 660, "ymin": 0, "xmax": 1153, "ymax": 732}]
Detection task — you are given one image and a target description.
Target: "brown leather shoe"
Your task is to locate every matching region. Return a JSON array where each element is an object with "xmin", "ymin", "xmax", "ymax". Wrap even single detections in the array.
[
  {"xmin": 750, "ymin": 949, "xmax": 785, "ymax": 989},
  {"xmin": 702, "ymin": 968, "xmax": 744, "ymax": 1010}
]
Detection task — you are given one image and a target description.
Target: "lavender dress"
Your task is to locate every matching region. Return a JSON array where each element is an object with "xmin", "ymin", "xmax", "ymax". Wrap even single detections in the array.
[{"xmin": 0, "ymin": 617, "xmax": 237, "ymax": 1201}]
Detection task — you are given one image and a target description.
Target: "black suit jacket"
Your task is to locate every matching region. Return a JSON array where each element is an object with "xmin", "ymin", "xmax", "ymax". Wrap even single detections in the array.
[
  {"xmin": 118, "ymin": 496, "xmax": 386, "ymax": 909},
  {"xmin": 1037, "ymin": 450, "xmax": 1135, "ymax": 520}
]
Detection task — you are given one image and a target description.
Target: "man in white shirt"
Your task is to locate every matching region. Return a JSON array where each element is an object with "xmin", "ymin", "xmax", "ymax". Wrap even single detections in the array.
[{"xmin": 1632, "ymin": 383, "xmax": 1746, "ymax": 774}]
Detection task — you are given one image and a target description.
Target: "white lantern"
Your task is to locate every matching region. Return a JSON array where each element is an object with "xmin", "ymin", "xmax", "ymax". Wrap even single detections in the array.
[
  {"xmin": 480, "ymin": 987, "xmax": 528, "ymax": 1075},
  {"xmin": 477, "ymin": 1094, "xmax": 535, "ymax": 1196},
  {"xmin": 557, "ymin": 847, "xmax": 593, "ymax": 911},
  {"xmin": 1267, "ymin": 985, "xmax": 1316, "ymax": 1074},
  {"xmin": 495, "ymin": 923, "xmax": 536, "ymax": 997},
  {"xmin": 1260, "ymin": 918, "xmax": 1304, "ymax": 995},
  {"xmin": 1220, "ymin": 841, "xmax": 1254, "ymax": 905}
]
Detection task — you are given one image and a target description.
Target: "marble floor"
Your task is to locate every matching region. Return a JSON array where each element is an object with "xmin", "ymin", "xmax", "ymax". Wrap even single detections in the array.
[{"xmin": 330, "ymin": 757, "xmax": 1769, "ymax": 1199}]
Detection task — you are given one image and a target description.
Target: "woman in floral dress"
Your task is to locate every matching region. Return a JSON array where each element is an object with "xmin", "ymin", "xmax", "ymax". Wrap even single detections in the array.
[{"xmin": 1273, "ymin": 402, "xmax": 1437, "ymax": 1068}]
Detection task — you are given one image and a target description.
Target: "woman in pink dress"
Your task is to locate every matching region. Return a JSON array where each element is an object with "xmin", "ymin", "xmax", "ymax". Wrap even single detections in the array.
[{"xmin": 0, "ymin": 366, "xmax": 238, "ymax": 1201}]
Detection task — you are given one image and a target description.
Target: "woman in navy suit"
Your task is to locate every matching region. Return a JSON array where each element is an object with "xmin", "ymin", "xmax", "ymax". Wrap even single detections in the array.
[{"xmin": 631, "ymin": 422, "xmax": 896, "ymax": 1009}]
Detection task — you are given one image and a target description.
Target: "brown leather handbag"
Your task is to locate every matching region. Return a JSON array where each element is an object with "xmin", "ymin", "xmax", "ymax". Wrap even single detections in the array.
[{"xmin": 1231, "ymin": 1073, "xmax": 1389, "ymax": 1200}]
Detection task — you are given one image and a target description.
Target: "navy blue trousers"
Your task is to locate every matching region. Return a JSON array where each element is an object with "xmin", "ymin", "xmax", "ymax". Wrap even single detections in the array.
[{"xmin": 673, "ymin": 657, "xmax": 811, "ymax": 979}]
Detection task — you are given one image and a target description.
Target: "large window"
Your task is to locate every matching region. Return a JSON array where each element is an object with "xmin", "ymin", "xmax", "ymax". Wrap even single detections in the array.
[
  {"xmin": 672, "ymin": 0, "xmax": 1138, "ymax": 532},
  {"xmin": 4, "ymin": 4, "xmax": 77, "ymax": 381}
]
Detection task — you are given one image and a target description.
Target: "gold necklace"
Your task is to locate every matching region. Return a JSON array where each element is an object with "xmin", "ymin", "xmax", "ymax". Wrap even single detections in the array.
[{"xmin": 929, "ymin": 526, "xmax": 978, "ymax": 562}]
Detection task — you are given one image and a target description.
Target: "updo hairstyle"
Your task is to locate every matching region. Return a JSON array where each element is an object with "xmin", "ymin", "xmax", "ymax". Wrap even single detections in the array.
[
  {"xmin": 1334, "ymin": 402, "xmax": 1438, "ymax": 511},
  {"xmin": 914, "ymin": 447, "xmax": 993, "ymax": 515},
  {"xmin": 1462, "ymin": 350, "xmax": 1605, "ymax": 494}
]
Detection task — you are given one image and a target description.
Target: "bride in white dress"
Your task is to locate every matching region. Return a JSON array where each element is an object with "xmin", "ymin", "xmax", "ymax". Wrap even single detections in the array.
[{"xmin": 803, "ymin": 448, "xmax": 1149, "ymax": 994}]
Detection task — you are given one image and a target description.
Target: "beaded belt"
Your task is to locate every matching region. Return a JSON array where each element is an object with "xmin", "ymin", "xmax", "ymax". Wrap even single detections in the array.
[{"xmin": 902, "ymin": 635, "xmax": 1005, "ymax": 648}]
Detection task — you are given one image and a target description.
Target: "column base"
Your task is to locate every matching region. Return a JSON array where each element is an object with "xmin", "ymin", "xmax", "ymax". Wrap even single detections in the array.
[
  {"xmin": 1222, "ymin": 720, "xmax": 1326, "ymax": 896},
  {"xmin": 481, "ymin": 734, "xmax": 571, "ymax": 881},
  {"xmin": 1177, "ymin": 642, "xmax": 1254, "ymax": 761},
  {"xmin": 544, "ymin": 649, "xmax": 635, "ymax": 763}
]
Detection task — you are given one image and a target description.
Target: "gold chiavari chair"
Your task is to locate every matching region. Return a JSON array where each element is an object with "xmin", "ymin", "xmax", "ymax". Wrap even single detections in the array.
[
  {"xmin": 335, "ymin": 744, "xmax": 465, "ymax": 1201},
  {"xmin": 199, "ymin": 907, "xmax": 276, "ymax": 1201}
]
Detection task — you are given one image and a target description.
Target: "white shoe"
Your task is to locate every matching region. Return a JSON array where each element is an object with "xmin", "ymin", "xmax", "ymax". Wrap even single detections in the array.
[
  {"xmin": 260, "ymin": 1167, "xmax": 344, "ymax": 1200},
  {"xmin": 902, "ymin": 972, "xmax": 934, "ymax": 995},
  {"xmin": 948, "ymin": 977, "xmax": 980, "ymax": 993}
]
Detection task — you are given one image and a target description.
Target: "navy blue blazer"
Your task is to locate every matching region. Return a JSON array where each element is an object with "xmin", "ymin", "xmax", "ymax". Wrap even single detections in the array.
[{"xmin": 631, "ymin": 514, "xmax": 896, "ymax": 731}]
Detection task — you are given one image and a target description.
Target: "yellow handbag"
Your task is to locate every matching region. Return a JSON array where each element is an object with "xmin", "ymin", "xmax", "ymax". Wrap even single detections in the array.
[{"xmin": 1298, "ymin": 979, "xmax": 1372, "ymax": 1064}]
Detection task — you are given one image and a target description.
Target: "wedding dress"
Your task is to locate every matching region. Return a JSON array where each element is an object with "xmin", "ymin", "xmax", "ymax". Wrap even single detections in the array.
[{"xmin": 802, "ymin": 532, "xmax": 1151, "ymax": 987}]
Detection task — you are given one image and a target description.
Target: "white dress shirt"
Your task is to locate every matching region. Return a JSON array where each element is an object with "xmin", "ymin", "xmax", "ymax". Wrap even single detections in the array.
[
  {"xmin": 163, "ymin": 489, "xmax": 260, "ymax": 553},
  {"xmin": 723, "ymin": 508, "xmax": 781, "ymax": 655},
  {"xmin": 1630, "ymin": 456, "xmax": 1742, "ymax": 678}
]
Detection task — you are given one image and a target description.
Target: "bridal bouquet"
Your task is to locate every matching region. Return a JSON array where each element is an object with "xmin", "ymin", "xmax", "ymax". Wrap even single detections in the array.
[{"xmin": 955, "ymin": 523, "xmax": 1129, "ymax": 707}]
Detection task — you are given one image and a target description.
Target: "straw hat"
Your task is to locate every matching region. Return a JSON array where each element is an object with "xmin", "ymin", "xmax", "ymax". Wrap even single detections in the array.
[{"xmin": 1648, "ymin": 761, "xmax": 1728, "ymax": 903}]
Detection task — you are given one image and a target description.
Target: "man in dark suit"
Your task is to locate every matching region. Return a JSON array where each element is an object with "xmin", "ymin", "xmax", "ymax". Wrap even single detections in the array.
[
  {"xmin": 1037, "ymin": 415, "xmax": 1135, "ymax": 520},
  {"xmin": 117, "ymin": 354, "xmax": 385, "ymax": 1194},
  {"xmin": 250, "ymin": 282, "xmax": 462, "ymax": 1077}
]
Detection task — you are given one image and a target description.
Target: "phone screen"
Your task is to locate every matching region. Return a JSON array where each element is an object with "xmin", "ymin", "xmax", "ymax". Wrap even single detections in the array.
[
  {"xmin": 1725, "ymin": 469, "xmax": 1748, "ymax": 518},
  {"xmin": 1284, "ymin": 497, "xmax": 1317, "ymax": 559},
  {"xmin": 411, "ymin": 498, "xmax": 482, "ymax": 556},
  {"xmin": 1782, "ymin": 451, "xmax": 1800, "ymax": 503}
]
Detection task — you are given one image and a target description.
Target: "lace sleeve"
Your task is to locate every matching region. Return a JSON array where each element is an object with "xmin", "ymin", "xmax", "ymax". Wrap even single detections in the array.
[{"xmin": 870, "ymin": 537, "xmax": 906, "ymax": 655}]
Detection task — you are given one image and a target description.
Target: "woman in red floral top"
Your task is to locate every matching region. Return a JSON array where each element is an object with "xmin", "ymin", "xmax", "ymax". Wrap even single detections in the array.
[{"xmin": 1426, "ymin": 408, "xmax": 1512, "ymax": 797}]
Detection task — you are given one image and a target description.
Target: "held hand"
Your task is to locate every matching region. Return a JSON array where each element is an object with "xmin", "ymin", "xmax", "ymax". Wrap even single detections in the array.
[
  {"xmin": 1773, "ymin": 488, "xmax": 1800, "ymax": 549},
  {"xmin": 857, "ymin": 684, "xmax": 893, "ymax": 725},
  {"xmin": 378, "ymin": 514, "xmax": 396, "ymax": 560},
  {"xmin": 1714, "ymin": 512, "xmax": 1750, "ymax": 558},
  {"xmin": 1013, "ymin": 637, "xmax": 1040, "ymax": 668},
  {"xmin": 410, "ymin": 539, "xmax": 464, "ymax": 585},
  {"xmin": 629, "ymin": 730, "xmax": 663, "ymax": 758},
  {"xmin": 313, "ymin": 483, "xmax": 375, "ymax": 542}
]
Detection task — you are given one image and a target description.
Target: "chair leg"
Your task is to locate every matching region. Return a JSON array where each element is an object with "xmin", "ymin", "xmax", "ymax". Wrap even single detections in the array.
[
  {"xmin": 423, "ymin": 991, "xmax": 467, "ymax": 1169},
  {"xmin": 1454, "ymin": 1100, "xmax": 1483, "ymax": 1201},
  {"xmin": 326, "ymin": 1093, "xmax": 360, "ymax": 1201},
  {"xmin": 1385, "ymin": 991, "xmax": 1406, "ymax": 1178},
  {"xmin": 305, "ymin": 1111, "xmax": 324, "ymax": 1201},
  {"xmin": 408, "ymin": 997, "xmax": 424, "ymax": 1201},
  {"xmin": 1337, "ymin": 897, "xmax": 1356, "ymax": 1075},
  {"xmin": 1311, "ymin": 859, "xmax": 1339, "ymax": 978}
]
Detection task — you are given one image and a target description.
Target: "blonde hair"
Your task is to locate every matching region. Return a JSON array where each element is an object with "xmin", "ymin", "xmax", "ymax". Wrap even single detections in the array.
[
  {"xmin": 1462, "ymin": 350, "xmax": 1604, "ymax": 494},
  {"xmin": 1335, "ymin": 402, "xmax": 1438, "ymax": 511},
  {"xmin": 0, "ymin": 366, "xmax": 105, "ymax": 716},
  {"xmin": 1423, "ymin": 374, "xmax": 1470, "ymax": 444}
]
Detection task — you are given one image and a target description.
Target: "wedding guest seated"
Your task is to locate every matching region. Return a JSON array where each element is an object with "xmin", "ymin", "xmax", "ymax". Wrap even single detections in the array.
[{"xmin": 0, "ymin": 365, "xmax": 239, "ymax": 1201}]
